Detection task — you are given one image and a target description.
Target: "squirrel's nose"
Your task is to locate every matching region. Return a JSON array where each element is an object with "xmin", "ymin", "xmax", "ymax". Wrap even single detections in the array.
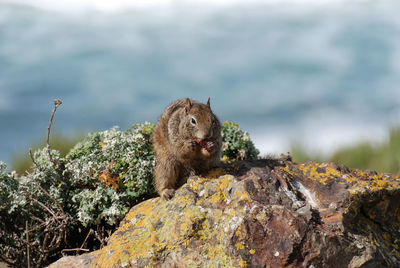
[
  {"xmin": 199, "ymin": 133, "xmax": 207, "ymax": 140},
  {"xmin": 198, "ymin": 131, "xmax": 208, "ymax": 140},
  {"xmin": 199, "ymin": 129, "xmax": 213, "ymax": 140}
]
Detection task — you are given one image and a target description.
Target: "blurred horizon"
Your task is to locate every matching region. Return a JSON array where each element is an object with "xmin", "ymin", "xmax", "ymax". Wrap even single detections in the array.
[{"xmin": 1, "ymin": 0, "xmax": 400, "ymax": 167}]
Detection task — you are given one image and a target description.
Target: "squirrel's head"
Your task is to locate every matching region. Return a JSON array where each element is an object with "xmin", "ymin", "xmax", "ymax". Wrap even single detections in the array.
[{"xmin": 182, "ymin": 98, "xmax": 216, "ymax": 140}]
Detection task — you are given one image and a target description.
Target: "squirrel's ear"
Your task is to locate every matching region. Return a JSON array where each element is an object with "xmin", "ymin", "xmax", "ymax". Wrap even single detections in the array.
[
  {"xmin": 185, "ymin": 98, "xmax": 192, "ymax": 114},
  {"xmin": 207, "ymin": 97, "xmax": 211, "ymax": 108}
]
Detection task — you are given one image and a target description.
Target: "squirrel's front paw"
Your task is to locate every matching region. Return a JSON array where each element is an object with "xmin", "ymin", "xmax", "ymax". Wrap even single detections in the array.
[
  {"xmin": 184, "ymin": 140, "xmax": 198, "ymax": 152},
  {"xmin": 205, "ymin": 140, "xmax": 217, "ymax": 153},
  {"xmin": 161, "ymin": 188, "xmax": 175, "ymax": 200}
]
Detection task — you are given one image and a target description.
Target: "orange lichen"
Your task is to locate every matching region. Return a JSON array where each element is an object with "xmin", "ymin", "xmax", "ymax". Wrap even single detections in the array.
[{"xmin": 98, "ymin": 170, "xmax": 119, "ymax": 189}]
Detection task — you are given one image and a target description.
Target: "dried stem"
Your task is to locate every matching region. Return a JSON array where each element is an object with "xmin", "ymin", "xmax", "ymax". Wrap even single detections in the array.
[
  {"xmin": 80, "ymin": 229, "xmax": 94, "ymax": 249},
  {"xmin": 61, "ymin": 248, "xmax": 89, "ymax": 253},
  {"xmin": 27, "ymin": 222, "xmax": 47, "ymax": 233},
  {"xmin": 31, "ymin": 180, "xmax": 64, "ymax": 213},
  {"xmin": 46, "ymin": 99, "xmax": 62, "ymax": 163},
  {"xmin": 30, "ymin": 196, "xmax": 59, "ymax": 220},
  {"xmin": 31, "ymin": 215, "xmax": 45, "ymax": 224},
  {"xmin": 29, "ymin": 148, "xmax": 39, "ymax": 169}
]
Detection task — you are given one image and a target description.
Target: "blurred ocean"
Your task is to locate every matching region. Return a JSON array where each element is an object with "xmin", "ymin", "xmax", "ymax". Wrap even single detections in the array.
[{"xmin": 1, "ymin": 0, "xmax": 400, "ymax": 166}]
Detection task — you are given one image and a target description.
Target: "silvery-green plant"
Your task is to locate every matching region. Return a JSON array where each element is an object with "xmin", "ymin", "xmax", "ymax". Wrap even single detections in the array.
[
  {"xmin": 66, "ymin": 122, "xmax": 156, "ymax": 227},
  {"xmin": 221, "ymin": 121, "xmax": 260, "ymax": 161}
]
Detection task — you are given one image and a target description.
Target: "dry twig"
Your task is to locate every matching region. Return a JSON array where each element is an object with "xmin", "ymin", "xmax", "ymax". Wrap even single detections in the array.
[
  {"xmin": 61, "ymin": 248, "xmax": 89, "ymax": 253},
  {"xmin": 80, "ymin": 229, "xmax": 94, "ymax": 249},
  {"xmin": 31, "ymin": 180, "xmax": 64, "ymax": 213},
  {"xmin": 29, "ymin": 196, "xmax": 59, "ymax": 220},
  {"xmin": 29, "ymin": 148, "xmax": 39, "ymax": 169},
  {"xmin": 46, "ymin": 99, "xmax": 62, "ymax": 164}
]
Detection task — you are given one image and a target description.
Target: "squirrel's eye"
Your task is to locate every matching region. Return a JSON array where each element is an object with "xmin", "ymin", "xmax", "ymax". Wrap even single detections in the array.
[{"xmin": 191, "ymin": 118, "xmax": 197, "ymax": 125}]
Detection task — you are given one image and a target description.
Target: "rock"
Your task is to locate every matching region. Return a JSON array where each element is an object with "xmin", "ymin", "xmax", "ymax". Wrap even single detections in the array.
[{"xmin": 49, "ymin": 159, "xmax": 400, "ymax": 267}]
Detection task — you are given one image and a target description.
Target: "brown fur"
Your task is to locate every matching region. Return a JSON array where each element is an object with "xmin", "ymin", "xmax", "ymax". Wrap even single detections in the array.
[{"xmin": 153, "ymin": 98, "xmax": 222, "ymax": 200}]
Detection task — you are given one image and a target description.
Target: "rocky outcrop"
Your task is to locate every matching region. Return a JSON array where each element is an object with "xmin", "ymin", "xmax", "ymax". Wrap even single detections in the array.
[{"xmin": 49, "ymin": 159, "xmax": 400, "ymax": 267}]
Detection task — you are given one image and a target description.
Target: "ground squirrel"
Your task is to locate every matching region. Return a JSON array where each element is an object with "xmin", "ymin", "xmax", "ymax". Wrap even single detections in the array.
[{"xmin": 153, "ymin": 98, "xmax": 222, "ymax": 200}]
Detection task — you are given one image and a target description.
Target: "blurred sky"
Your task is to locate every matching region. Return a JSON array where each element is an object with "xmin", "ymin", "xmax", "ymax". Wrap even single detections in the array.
[{"xmin": 1, "ymin": 0, "xmax": 400, "ymax": 165}]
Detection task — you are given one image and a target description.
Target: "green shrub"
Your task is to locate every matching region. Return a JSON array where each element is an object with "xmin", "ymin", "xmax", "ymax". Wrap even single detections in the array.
[
  {"xmin": 221, "ymin": 121, "xmax": 260, "ymax": 161},
  {"xmin": 0, "ymin": 162, "xmax": 22, "ymax": 265},
  {"xmin": 65, "ymin": 123, "xmax": 156, "ymax": 227},
  {"xmin": 0, "ymin": 121, "xmax": 259, "ymax": 267}
]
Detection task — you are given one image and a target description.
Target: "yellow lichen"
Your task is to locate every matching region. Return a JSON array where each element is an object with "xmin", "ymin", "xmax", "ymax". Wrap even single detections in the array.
[
  {"xmin": 207, "ymin": 168, "xmax": 227, "ymax": 179},
  {"xmin": 201, "ymin": 175, "xmax": 233, "ymax": 205},
  {"xmin": 238, "ymin": 259, "xmax": 248, "ymax": 268},
  {"xmin": 235, "ymin": 242, "xmax": 245, "ymax": 250},
  {"xmin": 90, "ymin": 198, "xmax": 168, "ymax": 267},
  {"xmin": 281, "ymin": 162, "xmax": 400, "ymax": 195},
  {"xmin": 235, "ymin": 190, "xmax": 251, "ymax": 202}
]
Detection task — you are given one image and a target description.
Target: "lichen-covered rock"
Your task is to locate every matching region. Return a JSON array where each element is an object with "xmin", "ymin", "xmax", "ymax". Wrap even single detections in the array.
[{"xmin": 49, "ymin": 159, "xmax": 400, "ymax": 267}]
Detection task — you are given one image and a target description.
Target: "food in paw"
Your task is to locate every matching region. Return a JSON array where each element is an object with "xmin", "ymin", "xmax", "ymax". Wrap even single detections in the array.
[{"xmin": 196, "ymin": 139, "xmax": 208, "ymax": 150}]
